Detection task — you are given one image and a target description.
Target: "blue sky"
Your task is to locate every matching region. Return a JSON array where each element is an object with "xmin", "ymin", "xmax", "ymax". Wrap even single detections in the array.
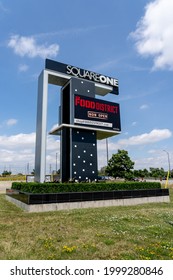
[{"xmin": 0, "ymin": 0, "xmax": 173, "ymax": 174}]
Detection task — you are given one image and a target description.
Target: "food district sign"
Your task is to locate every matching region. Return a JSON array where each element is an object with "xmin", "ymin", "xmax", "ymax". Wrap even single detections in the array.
[{"xmin": 35, "ymin": 59, "xmax": 121, "ymax": 183}]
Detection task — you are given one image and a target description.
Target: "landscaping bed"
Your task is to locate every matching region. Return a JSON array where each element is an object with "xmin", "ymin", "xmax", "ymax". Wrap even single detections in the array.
[
  {"xmin": 6, "ymin": 188, "xmax": 169, "ymax": 205},
  {"xmin": 6, "ymin": 181, "xmax": 169, "ymax": 212}
]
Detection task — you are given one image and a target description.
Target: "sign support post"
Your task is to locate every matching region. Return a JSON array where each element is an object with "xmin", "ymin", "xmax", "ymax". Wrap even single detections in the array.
[{"xmin": 35, "ymin": 70, "xmax": 48, "ymax": 183}]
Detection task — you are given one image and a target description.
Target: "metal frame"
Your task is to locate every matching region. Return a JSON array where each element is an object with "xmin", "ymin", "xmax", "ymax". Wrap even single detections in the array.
[{"xmin": 35, "ymin": 69, "xmax": 115, "ymax": 182}]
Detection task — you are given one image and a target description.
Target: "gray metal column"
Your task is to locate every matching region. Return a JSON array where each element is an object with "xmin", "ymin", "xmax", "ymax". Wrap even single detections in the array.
[{"xmin": 35, "ymin": 70, "xmax": 48, "ymax": 182}]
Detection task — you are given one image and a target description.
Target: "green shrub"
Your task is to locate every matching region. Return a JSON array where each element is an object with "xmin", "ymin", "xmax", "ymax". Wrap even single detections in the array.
[{"xmin": 11, "ymin": 181, "xmax": 161, "ymax": 194}]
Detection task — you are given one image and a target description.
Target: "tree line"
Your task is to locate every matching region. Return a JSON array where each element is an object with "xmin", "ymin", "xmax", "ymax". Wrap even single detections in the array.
[{"xmin": 100, "ymin": 149, "xmax": 172, "ymax": 180}]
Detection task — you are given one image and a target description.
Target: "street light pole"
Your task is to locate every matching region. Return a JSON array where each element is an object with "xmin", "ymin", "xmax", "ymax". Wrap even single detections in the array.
[
  {"xmin": 56, "ymin": 152, "xmax": 58, "ymax": 174},
  {"xmin": 106, "ymin": 138, "xmax": 109, "ymax": 166},
  {"xmin": 163, "ymin": 150, "xmax": 171, "ymax": 188}
]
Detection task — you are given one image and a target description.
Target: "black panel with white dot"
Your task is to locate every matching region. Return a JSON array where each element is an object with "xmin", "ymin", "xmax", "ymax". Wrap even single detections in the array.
[
  {"xmin": 71, "ymin": 77, "xmax": 95, "ymax": 98},
  {"xmin": 72, "ymin": 128, "xmax": 97, "ymax": 181}
]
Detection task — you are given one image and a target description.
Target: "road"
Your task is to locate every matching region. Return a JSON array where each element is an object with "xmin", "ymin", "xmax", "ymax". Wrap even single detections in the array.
[{"xmin": 0, "ymin": 181, "xmax": 14, "ymax": 194}]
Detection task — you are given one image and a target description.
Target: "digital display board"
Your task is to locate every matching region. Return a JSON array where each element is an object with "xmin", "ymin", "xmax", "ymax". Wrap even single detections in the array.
[{"xmin": 74, "ymin": 94, "xmax": 121, "ymax": 131}]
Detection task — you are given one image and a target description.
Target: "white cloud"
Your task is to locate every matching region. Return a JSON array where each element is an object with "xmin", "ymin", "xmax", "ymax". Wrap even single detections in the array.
[
  {"xmin": 18, "ymin": 64, "xmax": 29, "ymax": 72},
  {"xmin": 0, "ymin": 118, "xmax": 18, "ymax": 128},
  {"xmin": 0, "ymin": 133, "xmax": 35, "ymax": 173},
  {"xmin": 0, "ymin": 133, "xmax": 35, "ymax": 149},
  {"xmin": 0, "ymin": 132, "xmax": 60, "ymax": 174},
  {"xmin": 131, "ymin": 0, "xmax": 173, "ymax": 70},
  {"xmin": 140, "ymin": 104, "xmax": 149, "ymax": 110},
  {"xmin": 6, "ymin": 118, "xmax": 18, "ymax": 126},
  {"xmin": 118, "ymin": 129, "xmax": 172, "ymax": 146},
  {"xmin": 132, "ymin": 121, "xmax": 137, "ymax": 126},
  {"xmin": 98, "ymin": 129, "xmax": 172, "ymax": 156},
  {"xmin": 8, "ymin": 35, "xmax": 59, "ymax": 59},
  {"xmin": 134, "ymin": 149, "xmax": 173, "ymax": 170},
  {"xmin": 134, "ymin": 156, "xmax": 161, "ymax": 170},
  {"xmin": 124, "ymin": 132, "xmax": 129, "ymax": 136},
  {"xmin": 148, "ymin": 149, "xmax": 157, "ymax": 154},
  {"xmin": 0, "ymin": 1, "xmax": 9, "ymax": 13},
  {"xmin": 34, "ymin": 25, "xmax": 110, "ymax": 39}
]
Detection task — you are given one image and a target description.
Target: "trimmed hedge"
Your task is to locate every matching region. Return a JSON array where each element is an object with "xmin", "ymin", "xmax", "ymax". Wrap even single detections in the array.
[{"xmin": 11, "ymin": 181, "xmax": 161, "ymax": 194}]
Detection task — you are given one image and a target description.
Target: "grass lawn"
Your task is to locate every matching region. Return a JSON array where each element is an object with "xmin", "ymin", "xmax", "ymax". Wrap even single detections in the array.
[{"xmin": 0, "ymin": 188, "xmax": 173, "ymax": 260}]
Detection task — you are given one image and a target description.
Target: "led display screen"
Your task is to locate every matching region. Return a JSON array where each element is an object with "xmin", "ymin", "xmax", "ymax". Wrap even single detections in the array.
[{"xmin": 74, "ymin": 94, "xmax": 121, "ymax": 131}]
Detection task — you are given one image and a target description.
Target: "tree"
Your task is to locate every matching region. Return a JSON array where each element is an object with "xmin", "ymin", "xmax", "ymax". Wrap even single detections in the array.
[
  {"xmin": 31, "ymin": 169, "xmax": 35, "ymax": 175},
  {"xmin": 133, "ymin": 168, "xmax": 149, "ymax": 179},
  {"xmin": 143, "ymin": 168, "xmax": 149, "ymax": 178},
  {"xmin": 106, "ymin": 149, "xmax": 134, "ymax": 179},
  {"xmin": 2, "ymin": 170, "xmax": 12, "ymax": 177},
  {"xmin": 98, "ymin": 166, "xmax": 107, "ymax": 175},
  {"xmin": 149, "ymin": 167, "xmax": 165, "ymax": 179}
]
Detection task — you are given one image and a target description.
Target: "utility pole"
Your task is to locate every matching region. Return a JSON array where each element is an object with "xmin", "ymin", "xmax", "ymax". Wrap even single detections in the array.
[{"xmin": 27, "ymin": 163, "xmax": 29, "ymax": 175}]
